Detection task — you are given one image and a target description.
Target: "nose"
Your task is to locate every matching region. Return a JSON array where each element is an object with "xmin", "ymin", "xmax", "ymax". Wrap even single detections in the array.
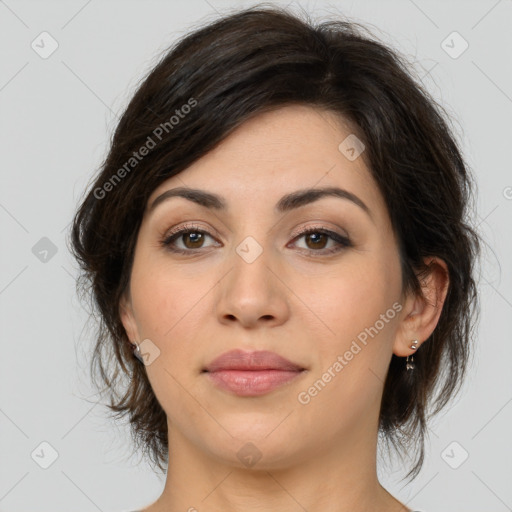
[{"xmin": 215, "ymin": 243, "xmax": 290, "ymax": 329}]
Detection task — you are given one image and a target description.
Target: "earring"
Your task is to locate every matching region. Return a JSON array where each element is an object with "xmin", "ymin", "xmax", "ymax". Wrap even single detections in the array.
[
  {"xmin": 406, "ymin": 340, "xmax": 418, "ymax": 371},
  {"xmin": 131, "ymin": 342, "xmax": 145, "ymax": 364}
]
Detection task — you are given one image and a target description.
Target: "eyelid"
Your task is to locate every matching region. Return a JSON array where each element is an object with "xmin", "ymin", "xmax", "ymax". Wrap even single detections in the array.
[
  {"xmin": 289, "ymin": 223, "xmax": 349, "ymax": 240},
  {"xmin": 163, "ymin": 222, "xmax": 219, "ymax": 240}
]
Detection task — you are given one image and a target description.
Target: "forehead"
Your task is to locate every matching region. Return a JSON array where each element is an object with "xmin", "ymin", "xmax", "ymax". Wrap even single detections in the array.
[{"xmin": 147, "ymin": 105, "xmax": 386, "ymax": 219}]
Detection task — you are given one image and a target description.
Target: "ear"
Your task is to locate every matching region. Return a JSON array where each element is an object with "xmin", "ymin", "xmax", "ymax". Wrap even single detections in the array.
[
  {"xmin": 119, "ymin": 292, "xmax": 140, "ymax": 344},
  {"xmin": 393, "ymin": 256, "xmax": 450, "ymax": 357}
]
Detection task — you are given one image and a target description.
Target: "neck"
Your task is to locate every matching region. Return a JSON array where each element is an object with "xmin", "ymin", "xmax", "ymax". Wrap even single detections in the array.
[{"xmin": 145, "ymin": 420, "xmax": 411, "ymax": 512}]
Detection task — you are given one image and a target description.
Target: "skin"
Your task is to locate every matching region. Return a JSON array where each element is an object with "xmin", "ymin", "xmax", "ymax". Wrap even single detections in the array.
[{"xmin": 120, "ymin": 104, "xmax": 449, "ymax": 512}]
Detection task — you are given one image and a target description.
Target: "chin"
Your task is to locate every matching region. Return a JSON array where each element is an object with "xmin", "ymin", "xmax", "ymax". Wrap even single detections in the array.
[{"xmin": 200, "ymin": 425, "xmax": 308, "ymax": 471}]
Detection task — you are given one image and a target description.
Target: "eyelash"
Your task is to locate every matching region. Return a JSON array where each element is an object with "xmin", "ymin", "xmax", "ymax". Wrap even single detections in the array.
[{"xmin": 160, "ymin": 223, "xmax": 352, "ymax": 256}]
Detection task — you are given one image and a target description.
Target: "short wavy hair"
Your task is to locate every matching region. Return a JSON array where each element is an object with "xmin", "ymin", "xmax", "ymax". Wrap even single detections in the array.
[{"xmin": 70, "ymin": 4, "xmax": 481, "ymax": 480}]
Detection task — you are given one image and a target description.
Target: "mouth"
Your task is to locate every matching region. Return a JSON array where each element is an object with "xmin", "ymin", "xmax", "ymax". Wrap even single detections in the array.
[
  {"xmin": 203, "ymin": 348, "xmax": 305, "ymax": 372},
  {"xmin": 202, "ymin": 349, "xmax": 306, "ymax": 397}
]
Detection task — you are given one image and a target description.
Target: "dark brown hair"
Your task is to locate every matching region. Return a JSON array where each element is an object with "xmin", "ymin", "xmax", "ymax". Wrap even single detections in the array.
[{"xmin": 70, "ymin": 4, "xmax": 481, "ymax": 480}]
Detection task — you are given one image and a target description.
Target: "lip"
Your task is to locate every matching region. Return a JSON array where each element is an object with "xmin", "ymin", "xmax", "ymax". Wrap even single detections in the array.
[
  {"xmin": 204, "ymin": 349, "xmax": 304, "ymax": 372},
  {"xmin": 203, "ymin": 349, "xmax": 306, "ymax": 396}
]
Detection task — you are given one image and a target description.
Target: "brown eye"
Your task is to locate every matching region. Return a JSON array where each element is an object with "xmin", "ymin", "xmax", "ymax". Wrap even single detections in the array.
[
  {"xmin": 291, "ymin": 227, "xmax": 352, "ymax": 255},
  {"xmin": 181, "ymin": 232, "xmax": 205, "ymax": 249},
  {"xmin": 161, "ymin": 226, "xmax": 220, "ymax": 253},
  {"xmin": 304, "ymin": 232, "xmax": 329, "ymax": 250}
]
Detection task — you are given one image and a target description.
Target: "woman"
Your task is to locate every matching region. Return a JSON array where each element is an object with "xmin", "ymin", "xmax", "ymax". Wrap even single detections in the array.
[{"xmin": 70, "ymin": 5, "xmax": 480, "ymax": 511}]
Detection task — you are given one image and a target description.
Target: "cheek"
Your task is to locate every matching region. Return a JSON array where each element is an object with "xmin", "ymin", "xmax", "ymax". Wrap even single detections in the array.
[
  {"xmin": 294, "ymin": 252, "xmax": 401, "ymax": 349},
  {"xmin": 293, "ymin": 260, "xmax": 401, "ymax": 434},
  {"xmin": 128, "ymin": 253, "xmax": 211, "ymax": 412},
  {"xmin": 129, "ymin": 250, "xmax": 213, "ymax": 341}
]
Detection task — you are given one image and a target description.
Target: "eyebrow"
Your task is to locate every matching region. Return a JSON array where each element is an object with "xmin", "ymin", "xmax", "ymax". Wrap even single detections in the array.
[{"xmin": 148, "ymin": 186, "xmax": 372, "ymax": 220}]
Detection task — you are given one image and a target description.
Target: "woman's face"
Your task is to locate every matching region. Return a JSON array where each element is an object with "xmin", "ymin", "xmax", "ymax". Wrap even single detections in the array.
[{"xmin": 121, "ymin": 104, "xmax": 411, "ymax": 469}]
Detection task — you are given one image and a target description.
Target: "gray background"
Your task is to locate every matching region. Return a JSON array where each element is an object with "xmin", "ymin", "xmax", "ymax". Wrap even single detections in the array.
[{"xmin": 0, "ymin": 0, "xmax": 511, "ymax": 511}]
